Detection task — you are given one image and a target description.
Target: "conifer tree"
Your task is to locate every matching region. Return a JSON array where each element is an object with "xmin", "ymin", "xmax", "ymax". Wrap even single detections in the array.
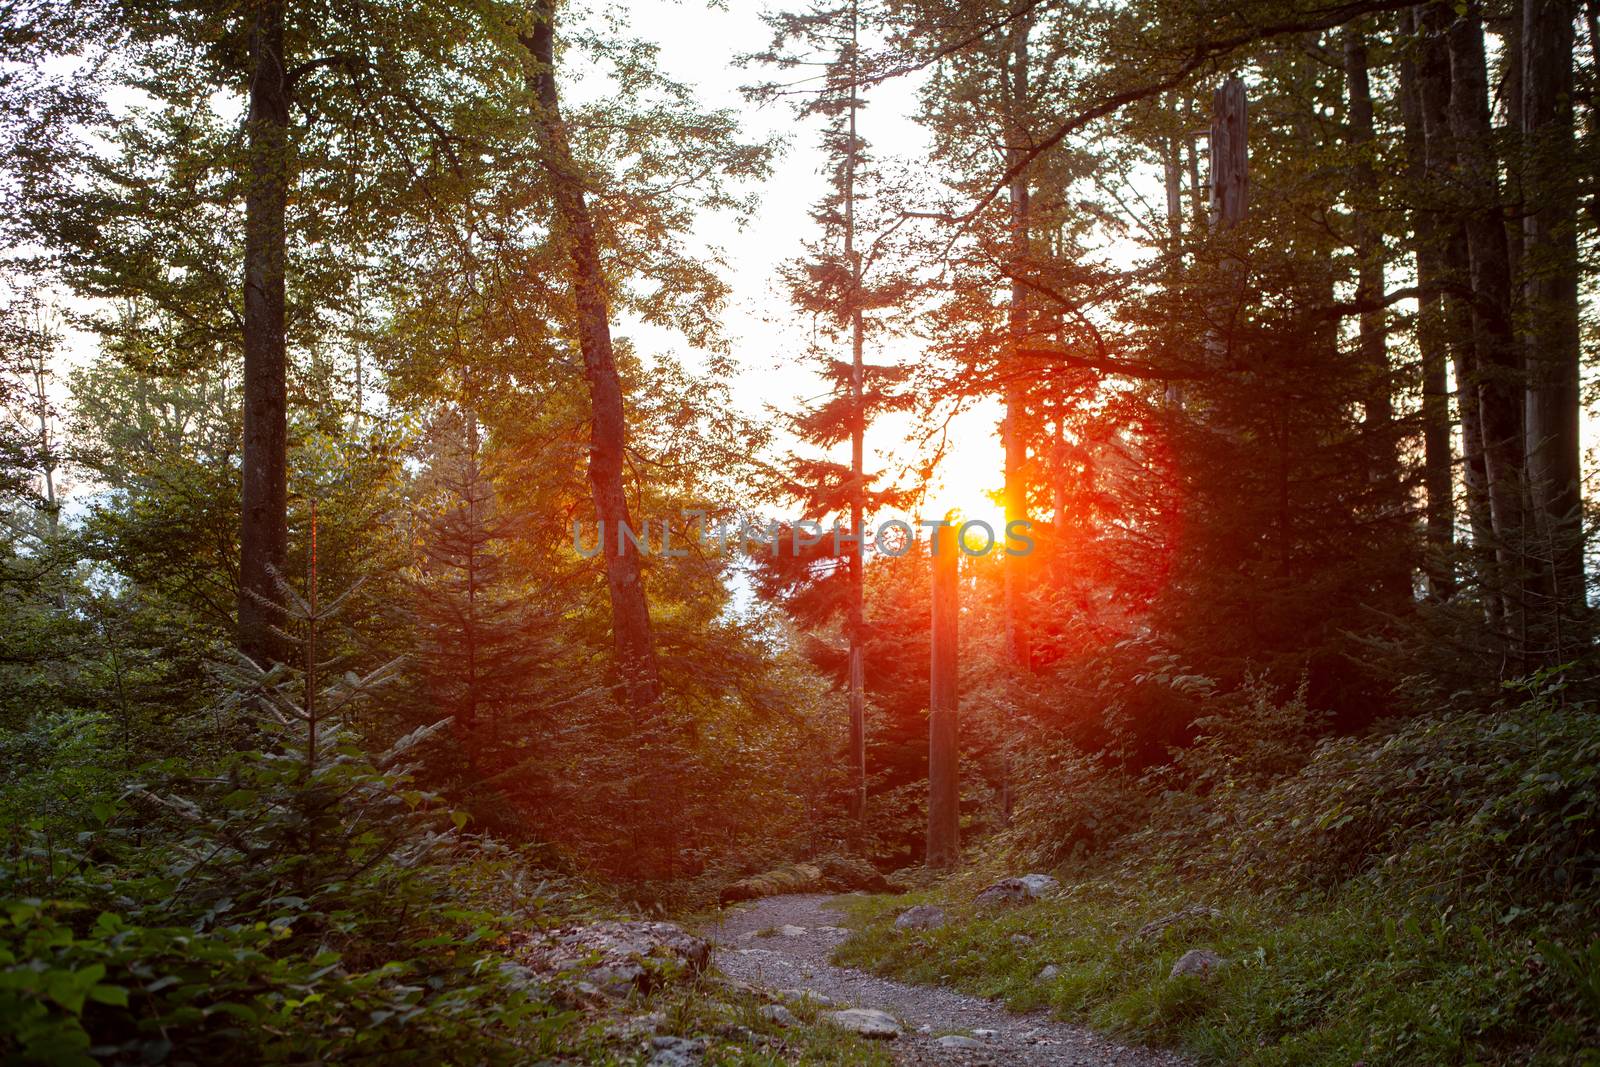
[
  {"xmin": 748, "ymin": 0, "xmax": 914, "ymax": 823},
  {"xmin": 410, "ymin": 410, "xmax": 551, "ymax": 784}
]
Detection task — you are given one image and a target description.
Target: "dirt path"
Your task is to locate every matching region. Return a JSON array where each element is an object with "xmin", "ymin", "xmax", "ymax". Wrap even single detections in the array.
[{"xmin": 706, "ymin": 894, "xmax": 1189, "ymax": 1066}]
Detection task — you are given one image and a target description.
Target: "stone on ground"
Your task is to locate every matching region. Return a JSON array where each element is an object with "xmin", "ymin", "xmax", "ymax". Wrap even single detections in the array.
[
  {"xmin": 824, "ymin": 1007, "xmax": 902, "ymax": 1038},
  {"xmin": 606, "ymin": 1011, "xmax": 667, "ymax": 1040},
  {"xmin": 777, "ymin": 924, "xmax": 807, "ymax": 937},
  {"xmin": 973, "ymin": 873, "xmax": 1060, "ymax": 908},
  {"xmin": 519, "ymin": 920, "xmax": 711, "ymax": 996},
  {"xmin": 1169, "ymin": 947, "xmax": 1228, "ymax": 979},
  {"xmin": 894, "ymin": 904, "xmax": 947, "ymax": 930},
  {"xmin": 646, "ymin": 1035, "xmax": 704, "ymax": 1066},
  {"xmin": 1036, "ymin": 963, "xmax": 1062, "ymax": 982},
  {"xmin": 936, "ymin": 1035, "xmax": 987, "ymax": 1050},
  {"xmin": 758, "ymin": 1003, "xmax": 799, "ymax": 1027}
]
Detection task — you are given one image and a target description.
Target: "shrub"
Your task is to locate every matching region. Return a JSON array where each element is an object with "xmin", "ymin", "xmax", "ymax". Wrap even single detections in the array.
[{"xmin": 1004, "ymin": 744, "xmax": 1152, "ymax": 867}]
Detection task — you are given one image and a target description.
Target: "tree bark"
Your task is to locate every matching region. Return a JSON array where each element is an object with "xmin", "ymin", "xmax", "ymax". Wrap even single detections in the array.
[
  {"xmin": 1163, "ymin": 117, "xmax": 1187, "ymax": 408},
  {"xmin": 1344, "ymin": 27, "xmax": 1389, "ymax": 430},
  {"xmin": 1399, "ymin": 39, "xmax": 1456, "ymax": 598},
  {"xmin": 1443, "ymin": 1, "xmax": 1529, "ymax": 643},
  {"xmin": 1003, "ymin": 13, "xmax": 1032, "ymax": 672},
  {"xmin": 1522, "ymin": 0, "xmax": 1585, "ymax": 651},
  {"xmin": 926, "ymin": 523, "xmax": 959, "ymax": 870},
  {"xmin": 239, "ymin": 0, "xmax": 290, "ymax": 667},
  {"xmin": 523, "ymin": 1, "xmax": 662, "ymax": 711},
  {"xmin": 1344, "ymin": 26, "xmax": 1409, "ymax": 602},
  {"xmin": 1504, "ymin": 0, "xmax": 1527, "ymax": 281},
  {"xmin": 1412, "ymin": 5, "xmax": 1501, "ymax": 623}
]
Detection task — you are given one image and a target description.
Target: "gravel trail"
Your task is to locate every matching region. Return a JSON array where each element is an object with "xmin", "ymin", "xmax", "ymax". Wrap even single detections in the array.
[{"xmin": 706, "ymin": 894, "xmax": 1189, "ymax": 1066}]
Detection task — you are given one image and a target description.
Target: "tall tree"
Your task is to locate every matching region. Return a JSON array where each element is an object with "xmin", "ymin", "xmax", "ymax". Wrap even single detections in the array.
[
  {"xmin": 519, "ymin": 0, "xmax": 664, "ymax": 712},
  {"xmin": 926, "ymin": 523, "xmax": 959, "ymax": 869},
  {"xmin": 1003, "ymin": 11, "xmax": 1034, "ymax": 671},
  {"xmin": 1443, "ymin": 1, "xmax": 1529, "ymax": 641},
  {"xmin": 1398, "ymin": 34, "xmax": 1457, "ymax": 599},
  {"xmin": 1521, "ymin": 0, "xmax": 1586, "ymax": 650},
  {"xmin": 239, "ymin": 0, "xmax": 290, "ymax": 665},
  {"xmin": 748, "ymin": 0, "xmax": 913, "ymax": 822},
  {"xmin": 1411, "ymin": 4, "xmax": 1503, "ymax": 626}
]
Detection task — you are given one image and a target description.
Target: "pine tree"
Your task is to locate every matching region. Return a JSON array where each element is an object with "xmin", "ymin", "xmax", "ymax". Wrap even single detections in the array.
[
  {"xmin": 410, "ymin": 411, "xmax": 552, "ymax": 791},
  {"xmin": 748, "ymin": 0, "xmax": 914, "ymax": 823}
]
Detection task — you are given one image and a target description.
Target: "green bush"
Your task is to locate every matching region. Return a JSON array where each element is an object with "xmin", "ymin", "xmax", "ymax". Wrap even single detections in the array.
[
  {"xmin": 1004, "ymin": 745, "xmax": 1152, "ymax": 867},
  {"xmin": 0, "ymin": 899, "xmax": 568, "ymax": 1066}
]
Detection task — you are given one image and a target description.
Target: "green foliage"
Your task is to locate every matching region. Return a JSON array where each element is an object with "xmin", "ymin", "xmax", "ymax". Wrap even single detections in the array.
[
  {"xmin": 1006, "ymin": 746, "xmax": 1152, "ymax": 867},
  {"xmin": 0, "ymin": 582, "xmax": 574, "ymax": 1063},
  {"xmin": 0, "ymin": 899, "xmax": 569, "ymax": 1066}
]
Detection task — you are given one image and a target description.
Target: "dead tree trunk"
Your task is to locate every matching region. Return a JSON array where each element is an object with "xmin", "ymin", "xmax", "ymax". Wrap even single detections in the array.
[
  {"xmin": 522, "ymin": 2, "xmax": 662, "ymax": 711},
  {"xmin": 1521, "ymin": 0, "xmax": 1586, "ymax": 652},
  {"xmin": 927, "ymin": 523, "xmax": 959, "ymax": 870},
  {"xmin": 1162, "ymin": 108, "xmax": 1188, "ymax": 408},
  {"xmin": 1343, "ymin": 28, "xmax": 1391, "ymax": 434},
  {"xmin": 1205, "ymin": 76, "xmax": 1249, "ymax": 364},
  {"xmin": 239, "ymin": 0, "xmax": 290, "ymax": 667}
]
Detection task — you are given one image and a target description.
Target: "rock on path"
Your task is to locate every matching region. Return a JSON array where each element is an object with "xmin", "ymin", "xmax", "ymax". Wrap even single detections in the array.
[{"xmin": 707, "ymin": 893, "xmax": 1190, "ymax": 1066}]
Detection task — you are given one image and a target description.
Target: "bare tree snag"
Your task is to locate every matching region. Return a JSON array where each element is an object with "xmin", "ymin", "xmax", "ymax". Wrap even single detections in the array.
[
  {"xmin": 1209, "ymin": 77, "xmax": 1248, "ymax": 229},
  {"xmin": 522, "ymin": 1, "xmax": 662, "ymax": 712},
  {"xmin": 1204, "ymin": 76, "xmax": 1248, "ymax": 367},
  {"xmin": 927, "ymin": 523, "xmax": 959, "ymax": 870},
  {"xmin": 1344, "ymin": 26, "xmax": 1408, "ymax": 602}
]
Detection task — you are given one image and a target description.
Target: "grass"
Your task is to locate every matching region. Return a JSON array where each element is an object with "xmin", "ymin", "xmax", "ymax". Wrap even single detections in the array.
[{"xmin": 828, "ymin": 873, "xmax": 1593, "ymax": 1066}]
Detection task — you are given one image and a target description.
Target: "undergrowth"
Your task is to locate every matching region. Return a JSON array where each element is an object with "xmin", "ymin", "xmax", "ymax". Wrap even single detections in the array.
[{"xmin": 831, "ymin": 671, "xmax": 1600, "ymax": 1065}]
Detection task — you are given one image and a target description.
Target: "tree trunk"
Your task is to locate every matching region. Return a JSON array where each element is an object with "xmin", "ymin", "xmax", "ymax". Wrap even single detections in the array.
[
  {"xmin": 1343, "ymin": 28, "xmax": 1390, "ymax": 432},
  {"xmin": 845, "ymin": 0, "xmax": 868, "ymax": 823},
  {"xmin": 1504, "ymin": 0, "xmax": 1527, "ymax": 281},
  {"xmin": 926, "ymin": 523, "xmax": 959, "ymax": 870},
  {"xmin": 1344, "ymin": 27, "xmax": 1409, "ymax": 602},
  {"xmin": 1522, "ymin": 0, "xmax": 1586, "ymax": 653},
  {"xmin": 1163, "ymin": 118, "xmax": 1187, "ymax": 408},
  {"xmin": 1003, "ymin": 14, "xmax": 1032, "ymax": 672},
  {"xmin": 1399, "ymin": 40, "xmax": 1455, "ymax": 598},
  {"xmin": 1412, "ymin": 5, "xmax": 1502, "ymax": 624},
  {"xmin": 995, "ymin": 14, "xmax": 1034, "ymax": 827},
  {"xmin": 523, "ymin": 2, "xmax": 662, "ymax": 711},
  {"xmin": 239, "ymin": 0, "xmax": 290, "ymax": 667},
  {"xmin": 1443, "ymin": 1, "xmax": 1529, "ymax": 645}
]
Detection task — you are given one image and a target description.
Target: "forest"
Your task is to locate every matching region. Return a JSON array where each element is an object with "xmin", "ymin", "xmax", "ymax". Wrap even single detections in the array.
[{"xmin": 0, "ymin": 0, "xmax": 1597, "ymax": 1063}]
